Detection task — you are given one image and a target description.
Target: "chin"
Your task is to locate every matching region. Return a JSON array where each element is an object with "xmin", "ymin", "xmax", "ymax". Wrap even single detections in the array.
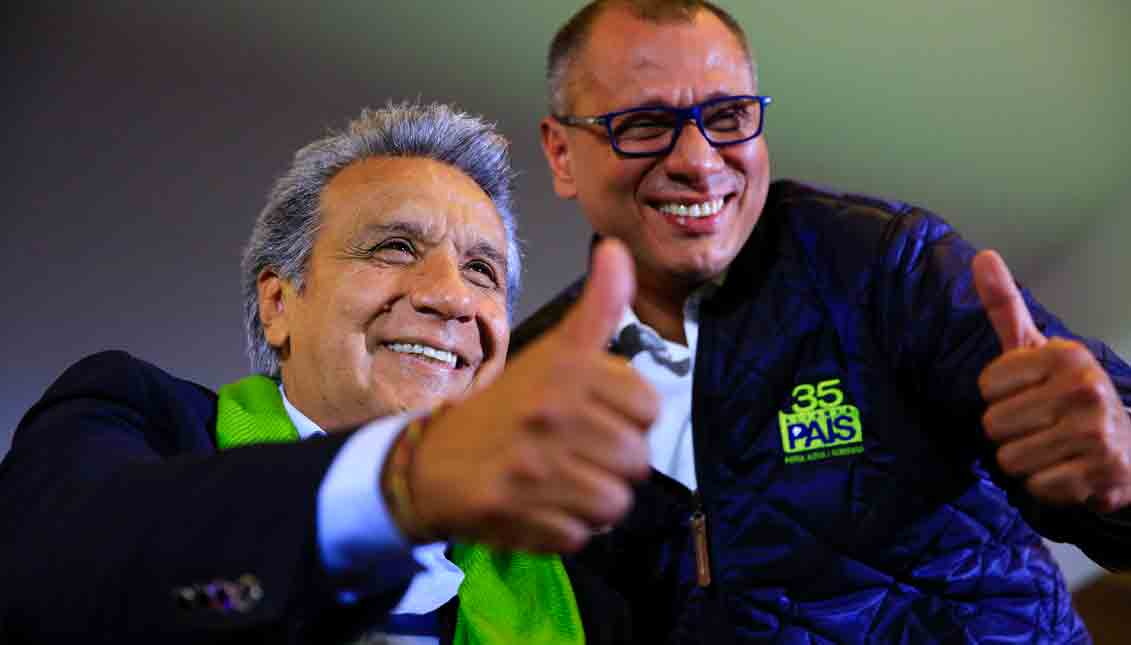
[
  {"xmin": 399, "ymin": 386, "xmax": 466, "ymax": 413},
  {"xmin": 674, "ymin": 251, "xmax": 730, "ymax": 283}
]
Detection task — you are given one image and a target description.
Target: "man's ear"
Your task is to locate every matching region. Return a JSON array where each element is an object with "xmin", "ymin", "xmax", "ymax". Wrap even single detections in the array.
[
  {"xmin": 540, "ymin": 116, "xmax": 578, "ymax": 200},
  {"xmin": 257, "ymin": 268, "xmax": 292, "ymax": 357}
]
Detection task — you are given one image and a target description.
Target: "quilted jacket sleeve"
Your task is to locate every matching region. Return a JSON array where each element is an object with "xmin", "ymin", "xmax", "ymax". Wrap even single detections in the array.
[{"xmin": 871, "ymin": 209, "xmax": 1131, "ymax": 571}]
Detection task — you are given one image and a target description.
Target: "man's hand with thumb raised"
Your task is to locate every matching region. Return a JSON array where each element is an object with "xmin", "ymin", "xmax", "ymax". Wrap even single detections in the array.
[
  {"xmin": 403, "ymin": 238, "xmax": 659, "ymax": 553},
  {"xmin": 974, "ymin": 250, "xmax": 1131, "ymax": 513}
]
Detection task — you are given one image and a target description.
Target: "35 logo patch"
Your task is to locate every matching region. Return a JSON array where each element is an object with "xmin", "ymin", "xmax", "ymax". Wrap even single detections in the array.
[{"xmin": 778, "ymin": 378, "xmax": 863, "ymax": 464}]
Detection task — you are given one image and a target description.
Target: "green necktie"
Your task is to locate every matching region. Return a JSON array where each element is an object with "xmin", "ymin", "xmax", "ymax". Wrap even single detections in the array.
[{"xmin": 215, "ymin": 375, "xmax": 585, "ymax": 644}]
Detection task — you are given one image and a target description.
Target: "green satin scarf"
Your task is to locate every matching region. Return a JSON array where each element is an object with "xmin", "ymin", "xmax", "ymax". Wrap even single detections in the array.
[{"xmin": 215, "ymin": 375, "xmax": 585, "ymax": 644}]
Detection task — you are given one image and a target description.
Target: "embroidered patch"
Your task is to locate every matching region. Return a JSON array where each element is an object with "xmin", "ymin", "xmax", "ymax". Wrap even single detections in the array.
[{"xmin": 778, "ymin": 378, "xmax": 863, "ymax": 464}]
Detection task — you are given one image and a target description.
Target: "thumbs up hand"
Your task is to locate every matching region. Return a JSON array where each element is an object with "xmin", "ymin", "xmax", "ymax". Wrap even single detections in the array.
[
  {"xmin": 974, "ymin": 250, "xmax": 1131, "ymax": 513},
  {"xmin": 401, "ymin": 238, "xmax": 659, "ymax": 552}
]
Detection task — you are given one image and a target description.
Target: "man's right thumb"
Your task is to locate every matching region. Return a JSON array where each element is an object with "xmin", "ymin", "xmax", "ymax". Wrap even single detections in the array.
[{"xmin": 559, "ymin": 238, "xmax": 635, "ymax": 347}]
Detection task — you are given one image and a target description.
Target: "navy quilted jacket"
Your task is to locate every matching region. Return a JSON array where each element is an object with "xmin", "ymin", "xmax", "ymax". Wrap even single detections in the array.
[{"xmin": 511, "ymin": 180, "xmax": 1131, "ymax": 644}]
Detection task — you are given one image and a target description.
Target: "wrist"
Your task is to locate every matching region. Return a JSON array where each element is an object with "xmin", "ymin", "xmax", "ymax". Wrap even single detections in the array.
[{"xmin": 381, "ymin": 409, "xmax": 443, "ymax": 543}]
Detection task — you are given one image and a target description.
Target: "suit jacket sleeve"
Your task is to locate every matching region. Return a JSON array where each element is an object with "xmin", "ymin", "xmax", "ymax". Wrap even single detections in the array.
[{"xmin": 0, "ymin": 351, "xmax": 408, "ymax": 643}]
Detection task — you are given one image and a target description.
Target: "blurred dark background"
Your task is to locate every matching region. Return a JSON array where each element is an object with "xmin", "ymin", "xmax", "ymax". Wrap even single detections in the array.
[{"xmin": 3, "ymin": 1, "xmax": 1128, "ymax": 591}]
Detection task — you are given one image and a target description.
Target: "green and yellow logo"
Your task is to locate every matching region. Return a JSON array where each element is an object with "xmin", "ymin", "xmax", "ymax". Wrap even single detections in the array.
[{"xmin": 779, "ymin": 378, "xmax": 863, "ymax": 464}]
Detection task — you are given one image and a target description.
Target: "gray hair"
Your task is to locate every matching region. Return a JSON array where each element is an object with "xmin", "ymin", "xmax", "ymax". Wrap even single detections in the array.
[{"xmin": 241, "ymin": 101, "xmax": 522, "ymax": 378}]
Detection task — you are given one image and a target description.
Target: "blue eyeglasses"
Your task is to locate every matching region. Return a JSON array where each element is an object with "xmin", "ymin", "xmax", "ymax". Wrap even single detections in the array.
[{"xmin": 553, "ymin": 94, "xmax": 772, "ymax": 158}]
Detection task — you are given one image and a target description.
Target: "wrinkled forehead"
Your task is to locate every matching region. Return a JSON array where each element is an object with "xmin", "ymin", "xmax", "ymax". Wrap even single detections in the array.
[{"xmin": 320, "ymin": 156, "xmax": 506, "ymax": 250}]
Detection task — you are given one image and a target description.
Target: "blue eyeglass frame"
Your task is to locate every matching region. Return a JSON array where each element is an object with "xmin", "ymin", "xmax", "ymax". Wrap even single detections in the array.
[{"xmin": 553, "ymin": 94, "xmax": 773, "ymax": 158}]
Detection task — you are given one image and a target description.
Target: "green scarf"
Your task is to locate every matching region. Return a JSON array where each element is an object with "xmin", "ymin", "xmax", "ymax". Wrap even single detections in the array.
[{"xmin": 215, "ymin": 375, "xmax": 585, "ymax": 645}]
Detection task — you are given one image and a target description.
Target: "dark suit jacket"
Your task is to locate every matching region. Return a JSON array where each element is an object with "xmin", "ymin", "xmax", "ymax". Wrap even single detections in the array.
[
  {"xmin": 0, "ymin": 350, "xmax": 409, "ymax": 643},
  {"xmin": 0, "ymin": 351, "xmax": 631, "ymax": 643}
]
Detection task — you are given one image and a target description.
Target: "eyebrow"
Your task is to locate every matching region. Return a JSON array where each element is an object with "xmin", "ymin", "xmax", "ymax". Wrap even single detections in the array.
[
  {"xmin": 357, "ymin": 221, "xmax": 433, "ymax": 241},
  {"xmin": 355, "ymin": 220, "xmax": 508, "ymax": 274},
  {"xmin": 466, "ymin": 241, "xmax": 508, "ymax": 276}
]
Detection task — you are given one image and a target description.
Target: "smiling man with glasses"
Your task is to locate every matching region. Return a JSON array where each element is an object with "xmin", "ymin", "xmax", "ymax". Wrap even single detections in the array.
[{"xmin": 519, "ymin": 1, "xmax": 1131, "ymax": 643}]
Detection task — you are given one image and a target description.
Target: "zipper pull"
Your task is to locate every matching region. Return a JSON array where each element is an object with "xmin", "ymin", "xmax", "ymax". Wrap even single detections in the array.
[{"xmin": 690, "ymin": 509, "xmax": 711, "ymax": 587}]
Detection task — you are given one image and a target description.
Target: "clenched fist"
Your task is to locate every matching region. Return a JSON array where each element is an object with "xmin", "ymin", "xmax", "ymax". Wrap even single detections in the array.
[
  {"xmin": 974, "ymin": 250, "xmax": 1131, "ymax": 513},
  {"xmin": 403, "ymin": 238, "xmax": 659, "ymax": 552}
]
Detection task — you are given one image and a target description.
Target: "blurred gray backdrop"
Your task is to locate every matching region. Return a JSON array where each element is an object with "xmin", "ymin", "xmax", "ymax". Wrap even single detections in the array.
[{"xmin": 3, "ymin": 1, "xmax": 1128, "ymax": 589}]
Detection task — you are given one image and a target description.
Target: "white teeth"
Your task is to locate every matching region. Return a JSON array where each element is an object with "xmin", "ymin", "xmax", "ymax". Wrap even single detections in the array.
[
  {"xmin": 386, "ymin": 342, "xmax": 457, "ymax": 368},
  {"xmin": 657, "ymin": 198, "xmax": 725, "ymax": 218}
]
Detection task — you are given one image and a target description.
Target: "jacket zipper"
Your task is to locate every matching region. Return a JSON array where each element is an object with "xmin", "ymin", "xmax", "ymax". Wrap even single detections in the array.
[{"xmin": 690, "ymin": 496, "xmax": 711, "ymax": 587}]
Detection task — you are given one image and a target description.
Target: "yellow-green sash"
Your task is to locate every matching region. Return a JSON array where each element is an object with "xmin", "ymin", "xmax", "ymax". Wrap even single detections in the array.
[{"xmin": 215, "ymin": 375, "xmax": 584, "ymax": 644}]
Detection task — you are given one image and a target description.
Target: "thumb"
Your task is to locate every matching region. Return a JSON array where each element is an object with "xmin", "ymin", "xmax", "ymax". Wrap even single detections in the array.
[
  {"xmin": 972, "ymin": 249, "xmax": 1046, "ymax": 351},
  {"xmin": 558, "ymin": 237, "xmax": 635, "ymax": 348}
]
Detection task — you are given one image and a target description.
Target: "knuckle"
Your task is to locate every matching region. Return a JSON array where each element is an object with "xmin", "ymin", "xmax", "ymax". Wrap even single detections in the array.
[
  {"xmin": 1049, "ymin": 339, "xmax": 1089, "ymax": 367},
  {"xmin": 1043, "ymin": 340, "xmax": 1069, "ymax": 366},
  {"xmin": 981, "ymin": 410, "xmax": 1000, "ymax": 439},
  {"xmin": 608, "ymin": 481, "xmax": 633, "ymax": 518},
  {"xmin": 1069, "ymin": 368, "xmax": 1108, "ymax": 405},
  {"xmin": 977, "ymin": 369, "xmax": 995, "ymax": 398},
  {"xmin": 1092, "ymin": 492, "xmax": 1119, "ymax": 514},
  {"xmin": 1098, "ymin": 447, "xmax": 1131, "ymax": 478},
  {"xmin": 1076, "ymin": 421, "xmax": 1107, "ymax": 446},
  {"xmin": 471, "ymin": 488, "xmax": 509, "ymax": 526},
  {"xmin": 1026, "ymin": 472, "xmax": 1085, "ymax": 506},
  {"xmin": 524, "ymin": 396, "xmax": 566, "ymax": 430},
  {"xmin": 978, "ymin": 353, "xmax": 1009, "ymax": 383},
  {"xmin": 607, "ymin": 428, "xmax": 649, "ymax": 476},
  {"xmin": 1024, "ymin": 476, "xmax": 1060, "ymax": 506},
  {"xmin": 628, "ymin": 435, "xmax": 651, "ymax": 475},
  {"xmin": 1072, "ymin": 479, "xmax": 1094, "ymax": 504},
  {"xmin": 606, "ymin": 428, "xmax": 637, "ymax": 463},
  {"xmin": 1113, "ymin": 439, "xmax": 1131, "ymax": 471},
  {"xmin": 996, "ymin": 446, "xmax": 1023, "ymax": 476},
  {"xmin": 1091, "ymin": 467, "xmax": 1119, "ymax": 495},
  {"xmin": 510, "ymin": 443, "xmax": 552, "ymax": 484},
  {"xmin": 1112, "ymin": 486, "xmax": 1131, "ymax": 512},
  {"xmin": 1056, "ymin": 470, "xmax": 1094, "ymax": 504},
  {"xmin": 595, "ymin": 481, "xmax": 633, "ymax": 525},
  {"xmin": 628, "ymin": 445, "xmax": 651, "ymax": 479},
  {"xmin": 558, "ymin": 523, "xmax": 591, "ymax": 554},
  {"xmin": 1097, "ymin": 430, "xmax": 1123, "ymax": 460},
  {"xmin": 1023, "ymin": 476, "xmax": 1045, "ymax": 502}
]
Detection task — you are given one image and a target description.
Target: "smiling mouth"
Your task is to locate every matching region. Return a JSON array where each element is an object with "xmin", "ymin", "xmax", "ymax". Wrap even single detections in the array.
[
  {"xmin": 384, "ymin": 342, "xmax": 462, "ymax": 369},
  {"xmin": 655, "ymin": 197, "xmax": 725, "ymax": 218}
]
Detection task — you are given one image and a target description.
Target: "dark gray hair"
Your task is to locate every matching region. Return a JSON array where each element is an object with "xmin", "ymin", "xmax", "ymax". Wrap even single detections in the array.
[
  {"xmin": 241, "ymin": 102, "xmax": 521, "ymax": 378},
  {"xmin": 547, "ymin": 0, "xmax": 756, "ymax": 114}
]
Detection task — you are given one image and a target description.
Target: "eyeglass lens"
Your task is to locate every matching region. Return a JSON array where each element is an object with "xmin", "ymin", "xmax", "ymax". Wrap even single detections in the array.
[{"xmin": 610, "ymin": 97, "xmax": 764, "ymax": 154}]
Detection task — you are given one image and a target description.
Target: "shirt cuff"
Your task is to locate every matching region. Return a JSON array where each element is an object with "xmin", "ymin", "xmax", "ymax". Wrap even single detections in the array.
[{"xmin": 316, "ymin": 411, "xmax": 424, "ymax": 588}]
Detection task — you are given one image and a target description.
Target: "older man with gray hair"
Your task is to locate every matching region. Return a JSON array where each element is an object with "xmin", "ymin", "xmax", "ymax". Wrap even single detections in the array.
[{"xmin": 0, "ymin": 101, "xmax": 653, "ymax": 643}]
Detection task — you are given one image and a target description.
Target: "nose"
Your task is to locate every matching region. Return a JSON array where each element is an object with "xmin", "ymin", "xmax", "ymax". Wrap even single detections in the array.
[
  {"xmin": 408, "ymin": 251, "xmax": 475, "ymax": 323},
  {"xmin": 662, "ymin": 120, "xmax": 724, "ymax": 185}
]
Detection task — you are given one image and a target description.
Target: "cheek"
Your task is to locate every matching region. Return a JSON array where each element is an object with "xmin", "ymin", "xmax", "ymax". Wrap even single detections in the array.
[
  {"xmin": 484, "ymin": 306, "xmax": 510, "ymax": 356},
  {"xmin": 476, "ymin": 305, "xmax": 510, "ymax": 381},
  {"xmin": 586, "ymin": 155, "xmax": 645, "ymax": 200},
  {"xmin": 743, "ymin": 142, "xmax": 771, "ymax": 184},
  {"xmin": 612, "ymin": 163, "xmax": 651, "ymax": 199}
]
